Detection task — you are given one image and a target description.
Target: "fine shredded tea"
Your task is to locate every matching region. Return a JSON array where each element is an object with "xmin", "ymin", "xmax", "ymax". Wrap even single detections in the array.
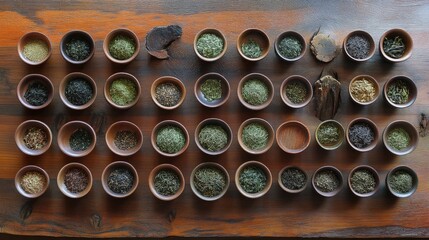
[
  {"xmin": 346, "ymin": 35, "xmax": 371, "ymax": 59},
  {"xmin": 155, "ymin": 82, "xmax": 182, "ymax": 107},
  {"xmin": 64, "ymin": 167, "xmax": 88, "ymax": 193},
  {"xmin": 241, "ymin": 39, "xmax": 262, "ymax": 58},
  {"xmin": 156, "ymin": 125, "xmax": 186, "ymax": 154},
  {"xmin": 69, "ymin": 128, "xmax": 93, "ymax": 151},
  {"xmin": 196, "ymin": 33, "xmax": 224, "ymax": 58},
  {"xmin": 193, "ymin": 166, "xmax": 227, "ymax": 197},
  {"xmin": 65, "ymin": 78, "xmax": 93, "ymax": 106},
  {"xmin": 350, "ymin": 169, "xmax": 376, "ymax": 194},
  {"xmin": 350, "ymin": 78, "xmax": 376, "ymax": 103},
  {"xmin": 348, "ymin": 122, "xmax": 375, "ymax": 149},
  {"xmin": 109, "ymin": 35, "xmax": 136, "ymax": 60},
  {"xmin": 387, "ymin": 79, "xmax": 410, "ymax": 104},
  {"xmin": 314, "ymin": 170, "xmax": 340, "ymax": 192},
  {"xmin": 239, "ymin": 166, "xmax": 267, "ymax": 194},
  {"xmin": 23, "ymin": 39, "xmax": 49, "ymax": 62},
  {"xmin": 114, "ymin": 130, "xmax": 139, "ymax": 151},
  {"xmin": 388, "ymin": 170, "xmax": 413, "ymax": 194},
  {"xmin": 241, "ymin": 79, "xmax": 269, "ymax": 106},
  {"xmin": 23, "ymin": 127, "xmax": 48, "ymax": 150},
  {"xmin": 198, "ymin": 125, "xmax": 228, "ymax": 152},
  {"xmin": 278, "ymin": 36, "xmax": 302, "ymax": 59},
  {"xmin": 285, "ymin": 80, "xmax": 307, "ymax": 104},
  {"xmin": 65, "ymin": 38, "xmax": 91, "ymax": 61},
  {"xmin": 200, "ymin": 79, "xmax": 222, "ymax": 102},
  {"xmin": 20, "ymin": 171, "xmax": 46, "ymax": 194},
  {"xmin": 241, "ymin": 123, "xmax": 269, "ymax": 150},
  {"xmin": 280, "ymin": 168, "xmax": 307, "ymax": 190},
  {"xmin": 24, "ymin": 81, "xmax": 49, "ymax": 106},
  {"xmin": 387, "ymin": 128, "xmax": 410, "ymax": 151},
  {"xmin": 107, "ymin": 168, "xmax": 134, "ymax": 194},
  {"xmin": 110, "ymin": 78, "xmax": 137, "ymax": 106},
  {"xmin": 317, "ymin": 122, "xmax": 340, "ymax": 146},
  {"xmin": 154, "ymin": 170, "xmax": 181, "ymax": 196},
  {"xmin": 383, "ymin": 36, "xmax": 405, "ymax": 59}
]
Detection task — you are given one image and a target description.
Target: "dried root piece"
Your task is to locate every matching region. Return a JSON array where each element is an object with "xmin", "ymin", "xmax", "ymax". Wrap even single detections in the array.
[
  {"xmin": 145, "ymin": 25, "xmax": 182, "ymax": 59},
  {"xmin": 310, "ymin": 30, "xmax": 338, "ymax": 63},
  {"xmin": 419, "ymin": 113, "xmax": 428, "ymax": 137},
  {"xmin": 314, "ymin": 70, "xmax": 341, "ymax": 121}
]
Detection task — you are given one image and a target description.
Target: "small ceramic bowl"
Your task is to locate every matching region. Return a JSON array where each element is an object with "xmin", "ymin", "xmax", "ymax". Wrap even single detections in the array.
[
  {"xmin": 343, "ymin": 30, "xmax": 376, "ymax": 62},
  {"xmin": 237, "ymin": 28, "xmax": 270, "ymax": 61},
  {"xmin": 57, "ymin": 121, "xmax": 96, "ymax": 157},
  {"xmin": 195, "ymin": 118, "xmax": 233, "ymax": 155},
  {"xmin": 59, "ymin": 72, "xmax": 97, "ymax": 110},
  {"xmin": 348, "ymin": 165, "xmax": 380, "ymax": 197},
  {"xmin": 276, "ymin": 121, "xmax": 310, "ymax": 154},
  {"xmin": 17, "ymin": 74, "xmax": 54, "ymax": 110},
  {"xmin": 346, "ymin": 118, "xmax": 379, "ymax": 152},
  {"xmin": 349, "ymin": 75, "xmax": 380, "ymax": 106},
  {"xmin": 386, "ymin": 165, "xmax": 418, "ymax": 198},
  {"xmin": 237, "ymin": 73, "xmax": 274, "ymax": 110},
  {"xmin": 190, "ymin": 162, "xmax": 230, "ymax": 201},
  {"xmin": 151, "ymin": 120, "xmax": 189, "ymax": 157},
  {"xmin": 280, "ymin": 75, "xmax": 313, "ymax": 108},
  {"xmin": 15, "ymin": 165, "xmax": 50, "ymax": 198},
  {"xmin": 103, "ymin": 28, "xmax": 140, "ymax": 64},
  {"xmin": 383, "ymin": 75, "xmax": 417, "ymax": 108},
  {"xmin": 151, "ymin": 76, "xmax": 186, "ymax": 110},
  {"xmin": 194, "ymin": 28, "xmax": 227, "ymax": 61},
  {"xmin": 60, "ymin": 30, "xmax": 95, "ymax": 64},
  {"xmin": 235, "ymin": 161, "xmax": 272, "ymax": 199},
  {"xmin": 274, "ymin": 31, "xmax": 307, "ymax": 61},
  {"xmin": 15, "ymin": 120, "xmax": 52, "ymax": 156},
  {"xmin": 238, "ymin": 118, "xmax": 275, "ymax": 155},
  {"xmin": 194, "ymin": 72, "xmax": 230, "ymax": 108},
  {"xmin": 312, "ymin": 166, "xmax": 344, "ymax": 197},
  {"xmin": 57, "ymin": 162, "xmax": 93, "ymax": 198},
  {"xmin": 105, "ymin": 72, "xmax": 141, "ymax": 109},
  {"xmin": 18, "ymin": 32, "xmax": 52, "ymax": 65},
  {"xmin": 148, "ymin": 164, "xmax": 185, "ymax": 201},
  {"xmin": 101, "ymin": 161, "xmax": 139, "ymax": 198},
  {"xmin": 105, "ymin": 121, "xmax": 143, "ymax": 156},
  {"xmin": 383, "ymin": 120, "xmax": 419, "ymax": 155},
  {"xmin": 315, "ymin": 120, "xmax": 345, "ymax": 151},
  {"xmin": 278, "ymin": 166, "xmax": 308, "ymax": 193},
  {"xmin": 379, "ymin": 29, "xmax": 413, "ymax": 62}
]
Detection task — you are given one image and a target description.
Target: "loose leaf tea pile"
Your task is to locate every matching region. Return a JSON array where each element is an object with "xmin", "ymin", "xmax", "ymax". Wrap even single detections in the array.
[
  {"xmin": 110, "ymin": 78, "xmax": 137, "ymax": 106},
  {"xmin": 383, "ymin": 36, "xmax": 405, "ymax": 58},
  {"xmin": 156, "ymin": 125, "xmax": 186, "ymax": 154},
  {"xmin": 348, "ymin": 123, "xmax": 375, "ymax": 149},
  {"xmin": 317, "ymin": 122, "xmax": 340, "ymax": 146},
  {"xmin": 65, "ymin": 168, "xmax": 88, "ymax": 193},
  {"xmin": 314, "ymin": 73, "xmax": 341, "ymax": 121},
  {"xmin": 310, "ymin": 32, "xmax": 337, "ymax": 62},
  {"xmin": 350, "ymin": 169, "xmax": 376, "ymax": 194},
  {"xmin": 387, "ymin": 128, "xmax": 410, "ymax": 151},
  {"xmin": 278, "ymin": 36, "xmax": 302, "ymax": 59},
  {"xmin": 20, "ymin": 171, "xmax": 46, "ymax": 194},
  {"xmin": 65, "ymin": 39, "xmax": 91, "ymax": 61},
  {"xmin": 281, "ymin": 168, "xmax": 307, "ymax": 190},
  {"xmin": 65, "ymin": 78, "xmax": 93, "ymax": 106},
  {"xmin": 387, "ymin": 79, "xmax": 410, "ymax": 104},
  {"xmin": 242, "ymin": 79, "xmax": 269, "ymax": 106},
  {"xmin": 114, "ymin": 130, "xmax": 139, "ymax": 151},
  {"xmin": 285, "ymin": 80, "xmax": 307, "ymax": 104},
  {"xmin": 69, "ymin": 128, "xmax": 92, "ymax": 151},
  {"xmin": 24, "ymin": 81, "xmax": 49, "ymax": 106},
  {"xmin": 346, "ymin": 35, "xmax": 371, "ymax": 59},
  {"xmin": 107, "ymin": 168, "xmax": 134, "ymax": 194},
  {"xmin": 201, "ymin": 79, "xmax": 222, "ymax": 102},
  {"xmin": 242, "ymin": 123, "xmax": 269, "ymax": 150},
  {"xmin": 109, "ymin": 35, "xmax": 136, "ymax": 60},
  {"xmin": 23, "ymin": 127, "xmax": 48, "ymax": 150},
  {"xmin": 241, "ymin": 39, "xmax": 262, "ymax": 58},
  {"xmin": 198, "ymin": 125, "xmax": 228, "ymax": 152},
  {"xmin": 314, "ymin": 170, "xmax": 340, "ymax": 192},
  {"xmin": 239, "ymin": 166, "xmax": 267, "ymax": 194},
  {"xmin": 154, "ymin": 170, "xmax": 181, "ymax": 196},
  {"xmin": 196, "ymin": 33, "xmax": 224, "ymax": 58},
  {"xmin": 145, "ymin": 25, "xmax": 182, "ymax": 59},
  {"xmin": 155, "ymin": 82, "xmax": 182, "ymax": 107},
  {"xmin": 193, "ymin": 166, "xmax": 227, "ymax": 197},
  {"xmin": 350, "ymin": 78, "xmax": 376, "ymax": 103},
  {"xmin": 23, "ymin": 39, "xmax": 49, "ymax": 62},
  {"xmin": 388, "ymin": 170, "xmax": 413, "ymax": 194}
]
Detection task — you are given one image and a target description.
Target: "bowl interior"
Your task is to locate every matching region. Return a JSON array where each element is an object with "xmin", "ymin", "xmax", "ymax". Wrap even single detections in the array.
[
  {"xmin": 194, "ymin": 29, "xmax": 227, "ymax": 61},
  {"xmin": 195, "ymin": 118, "xmax": 233, "ymax": 155},
  {"xmin": 101, "ymin": 161, "xmax": 139, "ymax": 198},
  {"xmin": 348, "ymin": 165, "xmax": 380, "ymax": 197},
  {"xmin": 60, "ymin": 31, "xmax": 95, "ymax": 64},
  {"xmin": 151, "ymin": 76, "xmax": 186, "ymax": 110},
  {"xmin": 380, "ymin": 29, "xmax": 413, "ymax": 62},
  {"xmin": 278, "ymin": 166, "xmax": 308, "ymax": 193},
  {"xmin": 190, "ymin": 162, "xmax": 230, "ymax": 201},
  {"xmin": 59, "ymin": 72, "xmax": 97, "ymax": 110},
  {"xmin": 235, "ymin": 161, "xmax": 272, "ymax": 198},
  {"xmin": 15, "ymin": 165, "xmax": 50, "ymax": 198},
  {"xmin": 195, "ymin": 73, "xmax": 230, "ymax": 108},
  {"xmin": 275, "ymin": 31, "xmax": 307, "ymax": 61},
  {"xmin": 237, "ymin": 73, "xmax": 274, "ymax": 110},
  {"xmin": 17, "ymin": 74, "xmax": 54, "ymax": 110},
  {"xmin": 312, "ymin": 166, "xmax": 343, "ymax": 197},
  {"xmin": 315, "ymin": 120, "xmax": 345, "ymax": 150},
  {"xmin": 57, "ymin": 163, "xmax": 93, "ymax": 198},
  {"xmin": 343, "ymin": 30, "xmax": 375, "ymax": 61},
  {"xmin": 151, "ymin": 120, "xmax": 189, "ymax": 157},
  {"xmin": 18, "ymin": 32, "xmax": 52, "ymax": 65},
  {"xmin": 384, "ymin": 76, "xmax": 417, "ymax": 108},
  {"xmin": 148, "ymin": 164, "xmax": 185, "ymax": 201},
  {"xmin": 103, "ymin": 29, "xmax": 140, "ymax": 63},
  {"xmin": 238, "ymin": 118, "xmax": 274, "ymax": 154},
  {"xmin": 349, "ymin": 75, "xmax": 380, "ymax": 105},
  {"xmin": 346, "ymin": 118, "xmax": 379, "ymax": 152},
  {"xmin": 105, "ymin": 72, "xmax": 141, "ymax": 109},
  {"xmin": 383, "ymin": 121, "xmax": 418, "ymax": 155},
  {"xmin": 237, "ymin": 29, "xmax": 270, "ymax": 61},
  {"xmin": 57, "ymin": 121, "xmax": 96, "ymax": 157},
  {"xmin": 105, "ymin": 121, "xmax": 143, "ymax": 156},
  {"xmin": 15, "ymin": 120, "xmax": 52, "ymax": 156},
  {"xmin": 280, "ymin": 75, "xmax": 313, "ymax": 108},
  {"xmin": 276, "ymin": 121, "xmax": 310, "ymax": 154},
  {"xmin": 386, "ymin": 166, "xmax": 418, "ymax": 198}
]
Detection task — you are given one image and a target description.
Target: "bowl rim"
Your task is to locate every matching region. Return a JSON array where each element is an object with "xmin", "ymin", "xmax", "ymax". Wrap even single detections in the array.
[
  {"xmin": 194, "ymin": 72, "xmax": 230, "ymax": 108},
  {"xmin": 237, "ymin": 73, "xmax": 274, "ymax": 110},
  {"xmin": 103, "ymin": 28, "xmax": 140, "ymax": 64},
  {"xmin": 346, "ymin": 117, "xmax": 379, "ymax": 152},
  {"xmin": 383, "ymin": 75, "xmax": 417, "ymax": 108},
  {"xmin": 57, "ymin": 120, "xmax": 97, "ymax": 157},
  {"xmin": 17, "ymin": 31, "xmax": 52, "ymax": 65},
  {"xmin": 148, "ymin": 163, "xmax": 185, "ymax": 201},
  {"xmin": 348, "ymin": 74, "xmax": 380, "ymax": 105},
  {"xmin": 193, "ymin": 28, "xmax": 228, "ymax": 62},
  {"xmin": 15, "ymin": 165, "xmax": 50, "ymax": 198},
  {"xmin": 382, "ymin": 120, "xmax": 419, "ymax": 155},
  {"xmin": 379, "ymin": 28, "xmax": 413, "ymax": 62},
  {"xmin": 151, "ymin": 76, "xmax": 186, "ymax": 110},
  {"xmin": 314, "ymin": 119, "xmax": 345, "ymax": 151},
  {"xmin": 385, "ymin": 165, "xmax": 418, "ymax": 198},
  {"xmin": 60, "ymin": 29, "xmax": 95, "ymax": 64},
  {"xmin": 17, "ymin": 74, "xmax": 54, "ymax": 110},
  {"xmin": 278, "ymin": 165, "xmax": 308, "ymax": 193},
  {"xmin": 312, "ymin": 165, "xmax": 344, "ymax": 197},
  {"xmin": 274, "ymin": 31, "xmax": 307, "ymax": 61},
  {"xmin": 347, "ymin": 165, "xmax": 380, "ymax": 197},
  {"xmin": 194, "ymin": 118, "xmax": 233, "ymax": 155},
  {"xmin": 276, "ymin": 120, "xmax": 311, "ymax": 154},
  {"xmin": 104, "ymin": 72, "xmax": 141, "ymax": 109},
  {"xmin": 235, "ymin": 160, "xmax": 272, "ymax": 199},
  {"xmin": 237, "ymin": 28, "xmax": 270, "ymax": 61},
  {"xmin": 59, "ymin": 72, "xmax": 98, "ymax": 110},
  {"xmin": 280, "ymin": 75, "xmax": 313, "ymax": 108},
  {"xmin": 105, "ymin": 120, "xmax": 143, "ymax": 156},
  {"xmin": 343, "ymin": 29, "xmax": 376, "ymax": 62},
  {"xmin": 101, "ymin": 161, "xmax": 139, "ymax": 198},
  {"xmin": 57, "ymin": 162, "xmax": 93, "ymax": 198},
  {"xmin": 238, "ymin": 118, "xmax": 275, "ymax": 154},
  {"xmin": 190, "ymin": 162, "xmax": 230, "ymax": 201},
  {"xmin": 151, "ymin": 120, "xmax": 189, "ymax": 157}
]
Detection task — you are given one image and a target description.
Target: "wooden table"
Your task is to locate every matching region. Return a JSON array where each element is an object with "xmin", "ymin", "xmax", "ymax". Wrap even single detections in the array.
[{"xmin": 1, "ymin": 0, "xmax": 428, "ymax": 238}]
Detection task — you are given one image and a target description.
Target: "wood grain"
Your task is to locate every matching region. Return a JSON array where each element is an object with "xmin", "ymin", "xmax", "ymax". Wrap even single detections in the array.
[{"xmin": 0, "ymin": 0, "xmax": 429, "ymax": 238}]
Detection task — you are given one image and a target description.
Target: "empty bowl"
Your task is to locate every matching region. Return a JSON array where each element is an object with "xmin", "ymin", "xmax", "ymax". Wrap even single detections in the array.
[
  {"xmin": 60, "ymin": 30, "xmax": 95, "ymax": 64},
  {"xmin": 235, "ymin": 161, "xmax": 272, "ymax": 199},
  {"xmin": 276, "ymin": 121, "xmax": 310, "ymax": 154},
  {"xmin": 237, "ymin": 73, "xmax": 274, "ymax": 110},
  {"xmin": 274, "ymin": 31, "xmax": 307, "ymax": 61},
  {"xmin": 194, "ymin": 72, "xmax": 230, "ymax": 108},
  {"xmin": 383, "ymin": 120, "xmax": 418, "ymax": 155},
  {"xmin": 148, "ymin": 164, "xmax": 185, "ymax": 201},
  {"xmin": 15, "ymin": 165, "xmax": 50, "ymax": 198},
  {"xmin": 105, "ymin": 121, "xmax": 143, "ymax": 156},
  {"xmin": 238, "ymin": 118, "xmax": 274, "ymax": 154},
  {"xmin": 104, "ymin": 72, "xmax": 141, "ymax": 109},
  {"xmin": 15, "ymin": 120, "xmax": 52, "ymax": 156},
  {"xmin": 343, "ymin": 30, "xmax": 376, "ymax": 62},
  {"xmin": 190, "ymin": 162, "xmax": 230, "ymax": 201},
  {"xmin": 57, "ymin": 162, "xmax": 93, "ymax": 198},
  {"xmin": 17, "ymin": 74, "xmax": 54, "ymax": 110},
  {"xmin": 151, "ymin": 120, "xmax": 189, "ymax": 157},
  {"xmin": 59, "ymin": 72, "xmax": 97, "ymax": 110},
  {"xmin": 18, "ymin": 32, "xmax": 52, "ymax": 65},
  {"xmin": 151, "ymin": 76, "xmax": 186, "ymax": 110},
  {"xmin": 348, "ymin": 165, "xmax": 380, "ymax": 197},
  {"xmin": 103, "ymin": 28, "xmax": 140, "ymax": 64},
  {"xmin": 312, "ymin": 166, "xmax": 344, "ymax": 197},
  {"xmin": 57, "ymin": 121, "xmax": 96, "ymax": 157},
  {"xmin": 379, "ymin": 29, "xmax": 413, "ymax": 62},
  {"xmin": 101, "ymin": 161, "xmax": 139, "ymax": 198},
  {"xmin": 195, "ymin": 118, "xmax": 233, "ymax": 155},
  {"xmin": 280, "ymin": 75, "xmax": 313, "ymax": 108},
  {"xmin": 237, "ymin": 28, "xmax": 270, "ymax": 61},
  {"xmin": 194, "ymin": 28, "xmax": 227, "ymax": 61},
  {"xmin": 383, "ymin": 75, "xmax": 417, "ymax": 108}
]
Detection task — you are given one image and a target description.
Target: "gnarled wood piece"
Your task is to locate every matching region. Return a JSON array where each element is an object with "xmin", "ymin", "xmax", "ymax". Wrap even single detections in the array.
[
  {"xmin": 145, "ymin": 25, "xmax": 182, "ymax": 59},
  {"xmin": 310, "ymin": 30, "xmax": 338, "ymax": 63},
  {"xmin": 314, "ymin": 70, "xmax": 341, "ymax": 121}
]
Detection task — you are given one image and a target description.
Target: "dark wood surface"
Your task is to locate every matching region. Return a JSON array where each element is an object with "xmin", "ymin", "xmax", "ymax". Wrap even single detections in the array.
[{"xmin": 0, "ymin": 0, "xmax": 428, "ymax": 238}]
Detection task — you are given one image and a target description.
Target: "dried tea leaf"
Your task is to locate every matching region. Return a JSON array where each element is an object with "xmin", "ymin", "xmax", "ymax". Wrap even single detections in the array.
[
  {"xmin": 310, "ymin": 31, "xmax": 337, "ymax": 62},
  {"xmin": 145, "ymin": 25, "xmax": 182, "ymax": 59},
  {"xmin": 314, "ymin": 70, "xmax": 341, "ymax": 121}
]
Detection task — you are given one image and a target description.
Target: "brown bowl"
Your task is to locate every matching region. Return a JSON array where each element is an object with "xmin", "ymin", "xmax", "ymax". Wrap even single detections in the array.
[
  {"xmin": 194, "ymin": 28, "xmax": 227, "ymax": 61},
  {"xmin": 383, "ymin": 120, "xmax": 419, "ymax": 155},
  {"xmin": 103, "ymin": 28, "xmax": 140, "ymax": 64},
  {"xmin": 151, "ymin": 120, "xmax": 189, "ymax": 157},
  {"xmin": 190, "ymin": 162, "xmax": 230, "ymax": 201},
  {"xmin": 195, "ymin": 118, "xmax": 233, "ymax": 155},
  {"xmin": 349, "ymin": 75, "xmax": 380, "ymax": 106},
  {"xmin": 312, "ymin": 166, "xmax": 344, "ymax": 197},
  {"xmin": 276, "ymin": 121, "xmax": 310, "ymax": 154},
  {"xmin": 194, "ymin": 72, "xmax": 230, "ymax": 108},
  {"xmin": 343, "ymin": 30, "xmax": 376, "ymax": 62},
  {"xmin": 235, "ymin": 161, "xmax": 272, "ymax": 199},
  {"xmin": 278, "ymin": 166, "xmax": 308, "ymax": 193},
  {"xmin": 238, "ymin": 118, "xmax": 275, "ymax": 154},
  {"xmin": 379, "ymin": 29, "xmax": 413, "ymax": 62},
  {"xmin": 105, "ymin": 121, "xmax": 143, "ymax": 156},
  {"xmin": 17, "ymin": 74, "xmax": 54, "ymax": 110},
  {"xmin": 348, "ymin": 165, "xmax": 380, "ymax": 198},
  {"xmin": 15, "ymin": 165, "xmax": 50, "ymax": 198},
  {"xmin": 148, "ymin": 164, "xmax": 185, "ymax": 201},
  {"xmin": 101, "ymin": 161, "xmax": 139, "ymax": 198},
  {"xmin": 237, "ymin": 73, "xmax": 274, "ymax": 110},
  {"xmin": 151, "ymin": 76, "xmax": 186, "ymax": 110},
  {"xmin": 280, "ymin": 75, "xmax": 313, "ymax": 108},
  {"xmin": 18, "ymin": 32, "xmax": 52, "ymax": 65},
  {"xmin": 315, "ymin": 120, "xmax": 345, "ymax": 151},
  {"xmin": 383, "ymin": 75, "xmax": 417, "ymax": 108},
  {"xmin": 15, "ymin": 120, "xmax": 52, "ymax": 156},
  {"xmin": 57, "ymin": 121, "xmax": 96, "ymax": 157},
  {"xmin": 104, "ymin": 72, "xmax": 141, "ymax": 109},
  {"xmin": 57, "ymin": 162, "xmax": 93, "ymax": 198},
  {"xmin": 386, "ymin": 165, "xmax": 418, "ymax": 198},
  {"xmin": 59, "ymin": 72, "xmax": 97, "ymax": 110},
  {"xmin": 237, "ymin": 28, "xmax": 270, "ymax": 61},
  {"xmin": 346, "ymin": 118, "xmax": 379, "ymax": 152},
  {"xmin": 274, "ymin": 31, "xmax": 307, "ymax": 61},
  {"xmin": 60, "ymin": 30, "xmax": 95, "ymax": 64}
]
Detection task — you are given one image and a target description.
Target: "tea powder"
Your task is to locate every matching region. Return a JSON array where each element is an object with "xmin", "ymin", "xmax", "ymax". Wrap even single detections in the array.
[
  {"xmin": 196, "ymin": 33, "xmax": 224, "ymax": 58},
  {"xmin": 387, "ymin": 128, "xmax": 410, "ymax": 151},
  {"xmin": 109, "ymin": 35, "xmax": 136, "ymax": 60},
  {"xmin": 241, "ymin": 79, "xmax": 269, "ymax": 106},
  {"xmin": 24, "ymin": 81, "xmax": 49, "ymax": 106},
  {"xmin": 242, "ymin": 123, "xmax": 269, "ymax": 150},
  {"xmin": 388, "ymin": 170, "xmax": 413, "ymax": 194},
  {"xmin": 156, "ymin": 125, "xmax": 186, "ymax": 154},
  {"xmin": 20, "ymin": 171, "xmax": 46, "ymax": 194},
  {"xmin": 193, "ymin": 167, "xmax": 226, "ymax": 197},
  {"xmin": 155, "ymin": 83, "xmax": 181, "ymax": 107},
  {"xmin": 281, "ymin": 168, "xmax": 307, "ymax": 190},
  {"xmin": 200, "ymin": 79, "xmax": 222, "ymax": 102},
  {"xmin": 314, "ymin": 170, "xmax": 340, "ymax": 192},
  {"xmin": 198, "ymin": 125, "xmax": 228, "ymax": 152},
  {"xmin": 65, "ymin": 78, "xmax": 93, "ymax": 106},
  {"xmin": 107, "ymin": 168, "xmax": 134, "ymax": 194},
  {"xmin": 154, "ymin": 170, "xmax": 181, "ymax": 196},
  {"xmin": 350, "ymin": 169, "xmax": 376, "ymax": 194},
  {"xmin": 64, "ymin": 168, "xmax": 88, "ymax": 193},
  {"xmin": 110, "ymin": 78, "xmax": 137, "ymax": 106},
  {"xmin": 239, "ymin": 166, "xmax": 267, "ymax": 194},
  {"xmin": 23, "ymin": 39, "xmax": 49, "ymax": 62}
]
